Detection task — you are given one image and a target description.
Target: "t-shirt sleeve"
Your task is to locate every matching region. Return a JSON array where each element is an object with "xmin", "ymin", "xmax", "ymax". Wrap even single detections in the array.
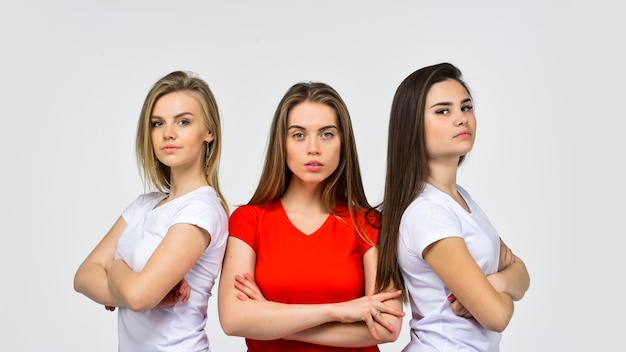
[
  {"xmin": 356, "ymin": 209, "xmax": 380, "ymax": 256},
  {"xmin": 170, "ymin": 199, "xmax": 227, "ymax": 249},
  {"xmin": 228, "ymin": 205, "xmax": 258, "ymax": 251},
  {"xmin": 401, "ymin": 201, "xmax": 462, "ymax": 259}
]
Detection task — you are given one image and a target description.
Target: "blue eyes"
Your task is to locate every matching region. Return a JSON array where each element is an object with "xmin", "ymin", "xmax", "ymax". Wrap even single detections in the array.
[
  {"xmin": 291, "ymin": 131, "xmax": 335, "ymax": 139},
  {"xmin": 150, "ymin": 119, "xmax": 190, "ymax": 128}
]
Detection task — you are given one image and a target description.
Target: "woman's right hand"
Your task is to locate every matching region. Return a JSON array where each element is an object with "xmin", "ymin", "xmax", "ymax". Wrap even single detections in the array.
[
  {"xmin": 333, "ymin": 290, "xmax": 404, "ymax": 340},
  {"xmin": 155, "ymin": 278, "xmax": 191, "ymax": 309}
]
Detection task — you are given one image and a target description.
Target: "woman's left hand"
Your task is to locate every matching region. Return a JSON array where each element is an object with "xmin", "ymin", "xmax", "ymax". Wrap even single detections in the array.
[{"xmin": 234, "ymin": 273, "xmax": 267, "ymax": 301}]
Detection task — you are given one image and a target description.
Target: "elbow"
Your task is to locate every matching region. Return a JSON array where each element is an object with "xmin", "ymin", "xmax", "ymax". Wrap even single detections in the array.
[
  {"xmin": 219, "ymin": 317, "xmax": 243, "ymax": 337},
  {"xmin": 73, "ymin": 271, "xmax": 85, "ymax": 294},
  {"xmin": 481, "ymin": 312, "xmax": 512, "ymax": 333},
  {"xmin": 218, "ymin": 308, "xmax": 244, "ymax": 337},
  {"xmin": 379, "ymin": 329, "xmax": 401, "ymax": 343},
  {"xmin": 220, "ymin": 323, "xmax": 237, "ymax": 337},
  {"xmin": 484, "ymin": 320, "xmax": 508, "ymax": 333},
  {"xmin": 126, "ymin": 297, "xmax": 154, "ymax": 312},
  {"xmin": 123, "ymin": 290, "xmax": 157, "ymax": 312}
]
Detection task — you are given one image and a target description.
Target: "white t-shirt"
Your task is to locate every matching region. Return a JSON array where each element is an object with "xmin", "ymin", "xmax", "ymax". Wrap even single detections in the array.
[
  {"xmin": 398, "ymin": 184, "xmax": 501, "ymax": 352},
  {"xmin": 115, "ymin": 186, "xmax": 228, "ymax": 352}
]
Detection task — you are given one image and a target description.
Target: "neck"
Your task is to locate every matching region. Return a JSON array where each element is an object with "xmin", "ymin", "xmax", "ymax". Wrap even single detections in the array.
[
  {"xmin": 281, "ymin": 180, "xmax": 327, "ymax": 215},
  {"xmin": 427, "ymin": 160, "xmax": 458, "ymax": 195},
  {"xmin": 167, "ymin": 170, "xmax": 209, "ymax": 200}
]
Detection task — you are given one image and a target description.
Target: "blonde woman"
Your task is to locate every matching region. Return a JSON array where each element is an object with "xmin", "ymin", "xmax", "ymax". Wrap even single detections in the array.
[{"xmin": 74, "ymin": 71, "xmax": 229, "ymax": 352}]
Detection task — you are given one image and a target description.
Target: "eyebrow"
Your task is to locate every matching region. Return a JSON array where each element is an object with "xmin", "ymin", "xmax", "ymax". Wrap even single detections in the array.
[
  {"xmin": 151, "ymin": 112, "xmax": 195, "ymax": 119},
  {"xmin": 288, "ymin": 124, "xmax": 338, "ymax": 131},
  {"xmin": 429, "ymin": 97, "xmax": 472, "ymax": 109}
]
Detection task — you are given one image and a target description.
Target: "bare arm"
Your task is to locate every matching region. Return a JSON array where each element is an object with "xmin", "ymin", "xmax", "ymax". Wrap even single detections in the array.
[
  {"xmin": 217, "ymin": 237, "xmax": 404, "ymax": 342},
  {"xmin": 105, "ymin": 223, "xmax": 211, "ymax": 312},
  {"xmin": 73, "ymin": 216, "xmax": 126, "ymax": 306},
  {"xmin": 285, "ymin": 246, "xmax": 404, "ymax": 346},
  {"xmin": 487, "ymin": 254, "xmax": 529, "ymax": 301},
  {"xmin": 425, "ymin": 237, "xmax": 514, "ymax": 332}
]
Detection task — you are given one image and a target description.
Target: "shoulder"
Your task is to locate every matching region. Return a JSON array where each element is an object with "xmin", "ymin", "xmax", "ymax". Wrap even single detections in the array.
[
  {"xmin": 401, "ymin": 191, "xmax": 460, "ymax": 232},
  {"xmin": 126, "ymin": 191, "xmax": 163, "ymax": 210},
  {"xmin": 235, "ymin": 200, "xmax": 282, "ymax": 214}
]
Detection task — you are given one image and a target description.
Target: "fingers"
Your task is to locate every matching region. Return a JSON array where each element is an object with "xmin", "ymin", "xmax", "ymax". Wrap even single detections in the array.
[
  {"xmin": 371, "ymin": 307, "xmax": 403, "ymax": 334},
  {"xmin": 363, "ymin": 314, "xmax": 380, "ymax": 340},
  {"xmin": 448, "ymin": 294, "xmax": 474, "ymax": 318},
  {"xmin": 234, "ymin": 273, "xmax": 267, "ymax": 301}
]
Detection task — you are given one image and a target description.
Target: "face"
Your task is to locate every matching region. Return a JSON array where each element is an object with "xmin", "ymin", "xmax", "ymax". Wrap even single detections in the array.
[
  {"xmin": 150, "ymin": 91, "xmax": 213, "ymax": 172},
  {"xmin": 285, "ymin": 101, "xmax": 341, "ymax": 187},
  {"xmin": 424, "ymin": 79, "xmax": 476, "ymax": 163}
]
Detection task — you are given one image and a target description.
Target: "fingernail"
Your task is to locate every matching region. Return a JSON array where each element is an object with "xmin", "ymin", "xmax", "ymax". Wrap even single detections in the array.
[{"xmin": 447, "ymin": 293, "xmax": 455, "ymax": 301}]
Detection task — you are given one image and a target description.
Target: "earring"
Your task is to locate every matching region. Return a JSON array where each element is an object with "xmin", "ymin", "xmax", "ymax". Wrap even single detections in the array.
[{"xmin": 205, "ymin": 141, "xmax": 212, "ymax": 170}]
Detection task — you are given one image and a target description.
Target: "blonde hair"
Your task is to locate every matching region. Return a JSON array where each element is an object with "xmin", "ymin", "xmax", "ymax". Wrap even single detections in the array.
[{"xmin": 135, "ymin": 70, "xmax": 229, "ymax": 214}]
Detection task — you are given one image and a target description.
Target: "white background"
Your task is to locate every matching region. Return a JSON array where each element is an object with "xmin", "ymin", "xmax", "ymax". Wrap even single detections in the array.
[{"xmin": 1, "ymin": 1, "xmax": 622, "ymax": 351}]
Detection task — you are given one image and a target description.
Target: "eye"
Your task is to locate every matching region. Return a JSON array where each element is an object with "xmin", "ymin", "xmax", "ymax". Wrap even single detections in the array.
[
  {"xmin": 321, "ymin": 131, "xmax": 335, "ymax": 139},
  {"xmin": 178, "ymin": 119, "xmax": 190, "ymax": 126},
  {"xmin": 151, "ymin": 120, "xmax": 163, "ymax": 128},
  {"xmin": 435, "ymin": 108, "xmax": 450, "ymax": 115},
  {"xmin": 292, "ymin": 131, "xmax": 304, "ymax": 140},
  {"xmin": 462, "ymin": 105, "xmax": 473, "ymax": 112}
]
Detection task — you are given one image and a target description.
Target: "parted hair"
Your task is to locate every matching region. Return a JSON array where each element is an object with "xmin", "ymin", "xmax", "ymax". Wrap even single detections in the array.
[
  {"xmin": 249, "ymin": 81, "xmax": 375, "ymax": 244},
  {"xmin": 135, "ymin": 70, "xmax": 229, "ymax": 214},
  {"xmin": 375, "ymin": 63, "xmax": 471, "ymax": 299}
]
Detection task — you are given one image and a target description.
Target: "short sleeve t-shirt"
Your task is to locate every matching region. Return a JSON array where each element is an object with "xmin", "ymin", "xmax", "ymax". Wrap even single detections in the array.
[
  {"xmin": 229, "ymin": 200, "xmax": 379, "ymax": 352},
  {"xmin": 115, "ymin": 186, "xmax": 228, "ymax": 352},
  {"xmin": 398, "ymin": 184, "xmax": 501, "ymax": 352}
]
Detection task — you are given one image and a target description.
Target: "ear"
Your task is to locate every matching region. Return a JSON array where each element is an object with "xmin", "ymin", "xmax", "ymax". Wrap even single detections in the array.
[{"xmin": 205, "ymin": 131, "xmax": 214, "ymax": 143}]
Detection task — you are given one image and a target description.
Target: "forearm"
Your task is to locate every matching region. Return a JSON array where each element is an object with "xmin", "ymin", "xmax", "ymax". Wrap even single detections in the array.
[
  {"xmin": 488, "ymin": 256, "xmax": 530, "ymax": 301},
  {"xmin": 286, "ymin": 314, "xmax": 401, "ymax": 346},
  {"xmin": 106, "ymin": 259, "xmax": 156, "ymax": 311},
  {"xmin": 219, "ymin": 298, "xmax": 336, "ymax": 340},
  {"xmin": 74, "ymin": 262, "xmax": 118, "ymax": 306}
]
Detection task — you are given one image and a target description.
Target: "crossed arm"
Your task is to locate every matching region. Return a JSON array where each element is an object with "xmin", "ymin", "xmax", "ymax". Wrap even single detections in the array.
[
  {"xmin": 437, "ymin": 237, "xmax": 530, "ymax": 331},
  {"xmin": 73, "ymin": 216, "xmax": 210, "ymax": 312},
  {"xmin": 217, "ymin": 237, "xmax": 404, "ymax": 347}
]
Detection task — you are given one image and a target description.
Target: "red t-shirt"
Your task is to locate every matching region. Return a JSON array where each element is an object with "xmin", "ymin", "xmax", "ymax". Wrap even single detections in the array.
[{"xmin": 229, "ymin": 200, "xmax": 380, "ymax": 352}]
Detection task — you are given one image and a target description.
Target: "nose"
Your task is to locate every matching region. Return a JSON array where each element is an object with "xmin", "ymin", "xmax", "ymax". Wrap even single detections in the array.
[
  {"xmin": 455, "ymin": 112, "xmax": 468, "ymax": 126},
  {"xmin": 163, "ymin": 122, "xmax": 176, "ymax": 139},
  {"xmin": 307, "ymin": 138, "xmax": 320, "ymax": 155}
]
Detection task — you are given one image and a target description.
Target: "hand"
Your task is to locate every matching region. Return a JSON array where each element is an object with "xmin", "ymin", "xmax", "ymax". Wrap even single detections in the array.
[
  {"xmin": 498, "ymin": 237, "xmax": 515, "ymax": 271},
  {"xmin": 234, "ymin": 273, "xmax": 267, "ymax": 301},
  {"xmin": 447, "ymin": 293, "xmax": 473, "ymax": 318},
  {"xmin": 155, "ymin": 278, "xmax": 191, "ymax": 309},
  {"xmin": 334, "ymin": 290, "xmax": 405, "ymax": 340}
]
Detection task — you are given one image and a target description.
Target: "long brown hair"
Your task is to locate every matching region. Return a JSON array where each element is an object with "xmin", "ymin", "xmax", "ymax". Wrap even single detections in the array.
[
  {"xmin": 375, "ymin": 63, "xmax": 471, "ymax": 299},
  {"xmin": 135, "ymin": 70, "xmax": 229, "ymax": 214},
  {"xmin": 249, "ymin": 82, "xmax": 374, "ymax": 243}
]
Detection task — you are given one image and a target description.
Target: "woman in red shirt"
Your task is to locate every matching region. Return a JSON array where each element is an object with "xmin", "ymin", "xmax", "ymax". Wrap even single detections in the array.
[{"xmin": 218, "ymin": 82, "xmax": 404, "ymax": 351}]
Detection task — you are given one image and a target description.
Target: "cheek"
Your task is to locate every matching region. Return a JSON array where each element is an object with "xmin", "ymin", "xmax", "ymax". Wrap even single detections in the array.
[{"xmin": 328, "ymin": 143, "xmax": 342, "ymax": 166}]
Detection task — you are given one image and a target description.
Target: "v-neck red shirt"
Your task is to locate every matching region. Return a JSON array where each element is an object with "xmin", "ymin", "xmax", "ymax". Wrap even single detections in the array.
[{"xmin": 229, "ymin": 200, "xmax": 380, "ymax": 351}]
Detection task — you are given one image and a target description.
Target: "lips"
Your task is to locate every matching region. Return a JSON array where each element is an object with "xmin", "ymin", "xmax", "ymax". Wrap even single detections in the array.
[
  {"xmin": 305, "ymin": 160, "xmax": 323, "ymax": 171},
  {"xmin": 162, "ymin": 145, "xmax": 179, "ymax": 153}
]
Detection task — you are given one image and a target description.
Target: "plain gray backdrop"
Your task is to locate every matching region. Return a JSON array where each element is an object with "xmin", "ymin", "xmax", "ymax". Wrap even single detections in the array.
[{"xmin": 1, "ymin": 0, "xmax": 622, "ymax": 350}]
